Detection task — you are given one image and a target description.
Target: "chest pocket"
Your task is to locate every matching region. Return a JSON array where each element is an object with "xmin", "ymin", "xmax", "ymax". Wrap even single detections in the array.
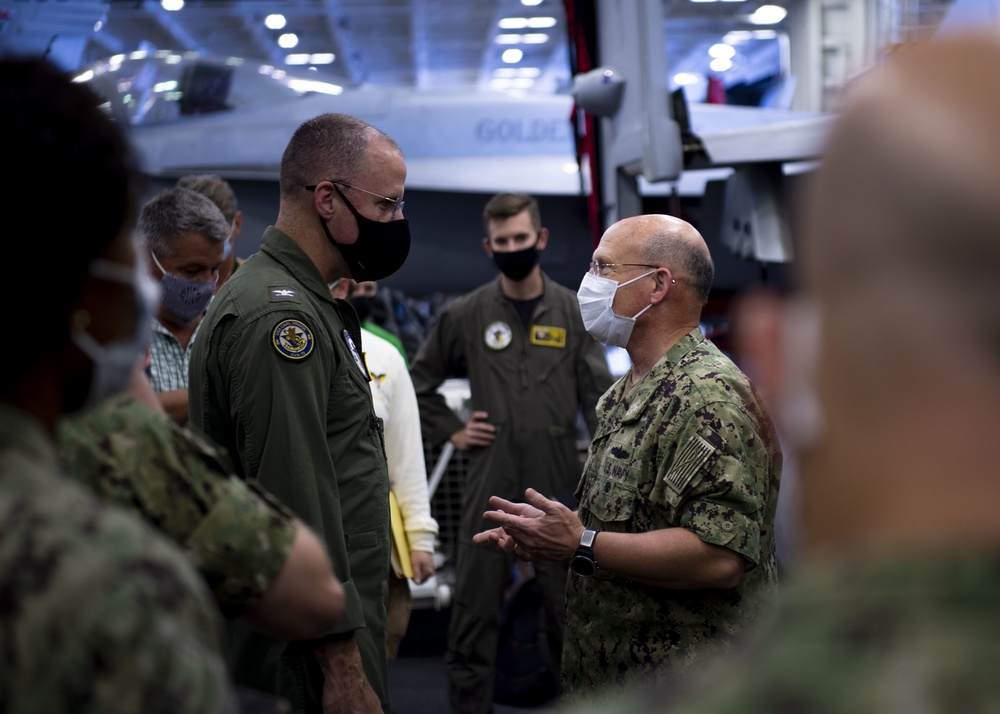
[{"xmin": 581, "ymin": 446, "xmax": 638, "ymax": 527}]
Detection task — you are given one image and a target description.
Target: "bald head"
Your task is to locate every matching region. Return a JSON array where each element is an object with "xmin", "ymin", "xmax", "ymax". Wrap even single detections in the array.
[
  {"xmin": 804, "ymin": 32, "xmax": 1000, "ymax": 366},
  {"xmin": 602, "ymin": 214, "xmax": 714, "ymax": 304}
]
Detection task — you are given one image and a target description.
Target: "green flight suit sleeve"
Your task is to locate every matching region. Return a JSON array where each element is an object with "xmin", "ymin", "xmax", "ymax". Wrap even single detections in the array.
[
  {"xmin": 409, "ymin": 306, "xmax": 467, "ymax": 447},
  {"xmin": 575, "ymin": 334, "xmax": 615, "ymax": 439},
  {"xmin": 219, "ymin": 310, "xmax": 367, "ymax": 635}
]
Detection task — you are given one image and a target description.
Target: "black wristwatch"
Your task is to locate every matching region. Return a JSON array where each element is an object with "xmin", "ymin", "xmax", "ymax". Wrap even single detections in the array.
[{"xmin": 570, "ymin": 528, "xmax": 600, "ymax": 577}]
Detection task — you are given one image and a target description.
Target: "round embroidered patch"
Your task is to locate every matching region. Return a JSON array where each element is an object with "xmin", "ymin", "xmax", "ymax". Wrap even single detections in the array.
[
  {"xmin": 272, "ymin": 319, "xmax": 314, "ymax": 360},
  {"xmin": 484, "ymin": 321, "xmax": 512, "ymax": 350}
]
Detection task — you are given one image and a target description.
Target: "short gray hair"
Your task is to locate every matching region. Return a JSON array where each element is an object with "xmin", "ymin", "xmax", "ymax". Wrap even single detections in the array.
[{"xmin": 137, "ymin": 187, "xmax": 229, "ymax": 257}]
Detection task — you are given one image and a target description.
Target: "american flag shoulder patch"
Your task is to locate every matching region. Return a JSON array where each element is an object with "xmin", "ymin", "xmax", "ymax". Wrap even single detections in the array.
[{"xmin": 666, "ymin": 435, "xmax": 715, "ymax": 494}]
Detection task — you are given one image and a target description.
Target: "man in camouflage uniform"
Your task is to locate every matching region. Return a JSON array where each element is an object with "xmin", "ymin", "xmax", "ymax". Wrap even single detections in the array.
[
  {"xmin": 567, "ymin": 29, "xmax": 1000, "ymax": 714},
  {"xmin": 474, "ymin": 214, "xmax": 781, "ymax": 704},
  {"xmin": 0, "ymin": 56, "xmax": 234, "ymax": 713},
  {"xmin": 58, "ymin": 378, "xmax": 345, "ymax": 640}
]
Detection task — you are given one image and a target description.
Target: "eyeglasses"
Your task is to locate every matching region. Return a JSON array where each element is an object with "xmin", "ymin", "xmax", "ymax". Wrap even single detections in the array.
[
  {"xmin": 305, "ymin": 181, "xmax": 405, "ymax": 220},
  {"xmin": 588, "ymin": 261, "xmax": 659, "ymax": 277}
]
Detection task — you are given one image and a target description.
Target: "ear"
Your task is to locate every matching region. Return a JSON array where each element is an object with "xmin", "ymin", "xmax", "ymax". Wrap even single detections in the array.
[
  {"xmin": 649, "ymin": 267, "xmax": 674, "ymax": 305},
  {"xmin": 731, "ymin": 289, "xmax": 785, "ymax": 414},
  {"xmin": 482, "ymin": 236, "xmax": 493, "ymax": 258},
  {"xmin": 232, "ymin": 210, "xmax": 243, "ymax": 238},
  {"xmin": 328, "ymin": 278, "xmax": 349, "ymax": 300},
  {"xmin": 312, "ymin": 182, "xmax": 338, "ymax": 220},
  {"xmin": 535, "ymin": 227, "xmax": 549, "ymax": 251}
]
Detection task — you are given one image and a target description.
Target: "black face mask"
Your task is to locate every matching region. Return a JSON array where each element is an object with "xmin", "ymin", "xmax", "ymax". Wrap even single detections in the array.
[
  {"xmin": 492, "ymin": 241, "xmax": 540, "ymax": 281},
  {"xmin": 349, "ymin": 295, "xmax": 374, "ymax": 323},
  {"xmin": 320, "ymin": 186, "xmax": 411, "ymax": 282}
]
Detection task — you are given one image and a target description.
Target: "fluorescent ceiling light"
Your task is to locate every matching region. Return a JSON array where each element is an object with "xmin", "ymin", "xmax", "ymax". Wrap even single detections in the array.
[
  {"xmin": 161, "ymin": 0, "xmax": 183, "ymax": 10},
  {"xmin": 287, "ymin": 79, "xmax": 343, "ymax": 95},
  {"xmin": 502, "ymin": 48, "xmax": 524, "ymax": 63},
  {"xmin": 710, "ymin": 57, "xmax": 733, "ymax": 72},
  {"xmin": 673, "ymin": 72, "xmax": 700, "ymax": 85},
  {"xmin": 278, "ymin": 33, "xmax": 299, "ymax": 49},
  {"xmin": 709, "ymin": 43, "xmax": 736, "ymax": 59},
  {"xmin": 499, "ymin": 16, "xmax": 556, "ymax": 29},
  {"xmin": 496, "ymin": 32, "xmax": 549, "ymax": 44},
  {"xmin": 499, "ymin": 17, "xmax": 529, "ymax": 29},
  {"xmin": 265, "ymin": 14, "xmax": 287, "ymax": 30},
  {"xmin": 749, "ymin": 5, "xmax": 788, "ymax": 24}
]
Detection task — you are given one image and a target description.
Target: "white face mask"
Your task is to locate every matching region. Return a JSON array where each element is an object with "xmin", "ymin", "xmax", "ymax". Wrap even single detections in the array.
[
  {"xmin": 71, "ymin": 257, "xmax": 161, "ymax": 410},
  {"xmin": 576, "ymin": 270, "xmax": 654, "ymax": 348}
]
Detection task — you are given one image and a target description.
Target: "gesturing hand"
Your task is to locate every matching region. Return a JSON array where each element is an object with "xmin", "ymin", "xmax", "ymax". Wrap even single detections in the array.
[{"xmin": 472, "ymin": 488, "xmax": 583, "ymax": 563}]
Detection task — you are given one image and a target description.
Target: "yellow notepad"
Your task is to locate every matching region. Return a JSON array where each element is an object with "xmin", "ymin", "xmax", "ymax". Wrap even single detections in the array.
[{"xmin": 389, "ymin": 490, "xmax": 413, "ymax": 579}]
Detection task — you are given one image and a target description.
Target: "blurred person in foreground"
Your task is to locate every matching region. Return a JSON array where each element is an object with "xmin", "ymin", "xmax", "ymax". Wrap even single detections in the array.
[
  {"xmin": 331, "ymin": 277, "xmax": 438, "ymax": 667},
  {"xmin": 58, "ymin": 352, "xmax": 346, "ymax": 641},
  {"xmin": 190, "ymin": 112, "xmax": 411, "ymax": 713},
  {"xmin": 0, "ymin": 55, "xmax": 234, "ymax": 713},
  {"xmin": 474, "ymin": 214, "xmax": 782, "ymax": 706},
  {"xmin": 567, "ymin": 29, "xmax": 1000, "ymax": 714}
]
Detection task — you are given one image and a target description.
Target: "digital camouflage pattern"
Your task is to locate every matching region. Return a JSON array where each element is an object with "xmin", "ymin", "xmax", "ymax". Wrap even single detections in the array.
[
  {"xmin": 562, "ymin": 329, "xmax": 782, "ymax": 702},
  {"xmin": 566, "ymin": 554, "xmax": 1000, "ymax": 714},
  {"xmin": 0, "ymin": 405, "xmax": 234, "ymax": 713},
  {"xmin": 57, "ymin": 394, "xmax": 297, "ymax": 616}
]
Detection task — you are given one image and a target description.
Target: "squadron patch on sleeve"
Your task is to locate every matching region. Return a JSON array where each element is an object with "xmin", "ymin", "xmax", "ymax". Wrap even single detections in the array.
[
  {"xmin": 272, "ymin": 319, "xmax": 314, "ymax": 360},
  {"xmin": 529, "ymin": 324, "xmax": 567, "ymax": 348},
  {"xmin": 484, "ymin": 320, "xmax": 512, "ymax": 351}
]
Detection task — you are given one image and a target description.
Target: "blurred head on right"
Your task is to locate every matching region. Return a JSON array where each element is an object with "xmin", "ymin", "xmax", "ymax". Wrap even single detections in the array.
[{"xmin": 735, "ymin": 32, "xmax": 1000, "ymax": 557}]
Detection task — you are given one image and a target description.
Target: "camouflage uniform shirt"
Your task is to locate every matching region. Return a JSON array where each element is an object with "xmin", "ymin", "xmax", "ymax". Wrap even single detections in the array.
[
  {"xmin": 0, "ymin": 405, "xmax": 234, "ymax": 713},
  {"xmin": 57, "ymin": 394, "xmax": 297, "ymax": 616},
  {"xmin": 563, "ymin": 329, "xmax": 782, "ymax": 700},
  {"xmin": 568, "ymin": 553, "xmax": 1000, "ymax": 714}
]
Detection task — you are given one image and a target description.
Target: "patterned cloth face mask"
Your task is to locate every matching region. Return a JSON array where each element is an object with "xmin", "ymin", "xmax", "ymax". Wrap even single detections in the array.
[{"xmin": 150, "ymin": 250, "xmax": 218, "ymax": 324}]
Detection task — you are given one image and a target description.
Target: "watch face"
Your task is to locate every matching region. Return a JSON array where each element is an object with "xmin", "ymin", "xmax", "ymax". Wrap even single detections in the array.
[{"xmin": 571, "ymin": 554, "xmax": 597, "ymax": 577}]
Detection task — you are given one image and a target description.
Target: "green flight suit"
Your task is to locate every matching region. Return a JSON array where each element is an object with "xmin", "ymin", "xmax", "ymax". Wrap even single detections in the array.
[{"xmin": 189, "ymin": 227, "xmax": 391, "ymax": 713}]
